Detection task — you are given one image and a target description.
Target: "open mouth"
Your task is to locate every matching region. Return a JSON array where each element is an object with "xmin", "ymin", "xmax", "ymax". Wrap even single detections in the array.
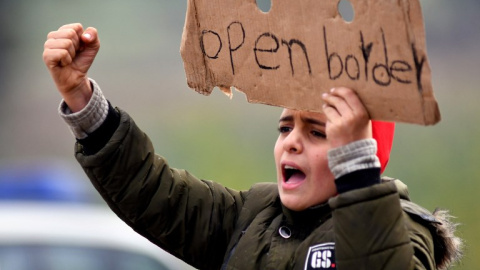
[{"xmin": 283, "ymin": 165, "xmax": 306, "ymax": 183}]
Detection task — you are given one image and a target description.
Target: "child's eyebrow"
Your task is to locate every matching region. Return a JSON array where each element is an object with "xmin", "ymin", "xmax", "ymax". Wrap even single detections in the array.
[
  {"xmin": 278, "ymin": 115, "xmax": 325, "ymax": 127},
  {"xmin": 279, "ymin": 115, "xmax": 294, "ymax": 123},
  {"xmin": 302, "ymin": 117, "xmax": 326, "ymax": 127}
]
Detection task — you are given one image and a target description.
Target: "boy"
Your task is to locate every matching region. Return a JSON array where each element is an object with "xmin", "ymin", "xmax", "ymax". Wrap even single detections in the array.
[{"xmin": 43, "ymin": 23, "xmax": 461, "ymax": 269}]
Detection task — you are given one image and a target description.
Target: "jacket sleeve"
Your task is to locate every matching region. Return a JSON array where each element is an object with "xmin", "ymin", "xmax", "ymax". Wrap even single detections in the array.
[
  {"xmin": 328, "ymin": 181, "xmax": 436, "ymax": 270},
  {"xmin": 75, "ymin": 108, "xmax": 245, "ymax": 270}
]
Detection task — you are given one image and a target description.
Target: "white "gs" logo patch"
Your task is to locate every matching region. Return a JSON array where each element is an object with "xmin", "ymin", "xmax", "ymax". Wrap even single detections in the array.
[{"xmin": 304, "ymin": 243, "xmax": 336, "ymax": 270}]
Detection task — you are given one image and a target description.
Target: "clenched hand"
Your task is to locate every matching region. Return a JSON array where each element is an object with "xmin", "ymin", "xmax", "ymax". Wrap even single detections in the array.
[{"xmin": 43, "ymin": 23, "xmax": 100, "ymax": 112}]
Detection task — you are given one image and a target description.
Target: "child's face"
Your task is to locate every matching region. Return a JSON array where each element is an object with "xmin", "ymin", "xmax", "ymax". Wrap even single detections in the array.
[{"xmin": 274, "ymin": 109, "xmax": 336, "ymax": 211}]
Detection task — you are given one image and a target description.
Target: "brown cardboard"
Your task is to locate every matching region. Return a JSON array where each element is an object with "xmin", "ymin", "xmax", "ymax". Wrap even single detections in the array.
[{"xmin": 180, "ymin": 0, "xmax": 440, "ymax": 125}]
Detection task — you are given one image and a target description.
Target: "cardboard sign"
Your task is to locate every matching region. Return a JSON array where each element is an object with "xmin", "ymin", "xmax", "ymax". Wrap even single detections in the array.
[{"xmin": 180, "ymin": 0, "xmax": 440, "ymax": 125}]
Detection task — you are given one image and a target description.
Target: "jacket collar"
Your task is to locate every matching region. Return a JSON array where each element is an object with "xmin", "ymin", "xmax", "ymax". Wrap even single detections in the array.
[
  {"xmin": 280, "ymin": 201, "xmax": 332, "ymax": 229},
  {"xmin": 279, "ymin": 177, "xmax": 408, "ymax": 228}
]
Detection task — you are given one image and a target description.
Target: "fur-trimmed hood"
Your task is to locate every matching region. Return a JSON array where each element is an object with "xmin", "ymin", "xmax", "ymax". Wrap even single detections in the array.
[{"xmin": 390, "ymin": 178, "xmax": 463, "ymax": 269}]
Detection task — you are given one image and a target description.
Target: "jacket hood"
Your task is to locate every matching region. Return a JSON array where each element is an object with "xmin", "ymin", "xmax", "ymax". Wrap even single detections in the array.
[{"xmin": 391, "ymin": 178, "xmax": 463, "ymax": 270}]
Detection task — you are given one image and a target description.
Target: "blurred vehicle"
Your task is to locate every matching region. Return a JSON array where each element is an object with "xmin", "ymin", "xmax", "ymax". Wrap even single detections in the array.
[{"xmin": 0, "ymin": 163, "xmax": 196, "ymax": 270}]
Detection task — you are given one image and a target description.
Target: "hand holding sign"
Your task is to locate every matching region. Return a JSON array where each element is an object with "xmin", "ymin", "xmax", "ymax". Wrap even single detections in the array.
[{"xmin": 181, "ymin": 0, "xmax": 440, "ymax": 125}]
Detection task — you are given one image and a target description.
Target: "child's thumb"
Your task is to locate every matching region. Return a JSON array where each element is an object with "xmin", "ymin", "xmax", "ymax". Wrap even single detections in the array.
[{"xmin": 81, "ymin": 27, "xmax": 100, "ymax": 51}]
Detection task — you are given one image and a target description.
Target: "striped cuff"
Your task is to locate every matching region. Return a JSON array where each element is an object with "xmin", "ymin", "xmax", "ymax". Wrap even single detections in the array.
[
  {"xmin": 58, "ymin": 79, "xmax": 109, "ymax": 139},
  {"xmin": 327, "ymin": 139, "xmax": 381, "ymax": 179}
]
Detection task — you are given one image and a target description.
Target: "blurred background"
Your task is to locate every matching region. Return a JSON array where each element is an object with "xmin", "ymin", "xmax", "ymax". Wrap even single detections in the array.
[{"xmin": 0, "ymin": 0, "xmax": 478, "ymax": 269}]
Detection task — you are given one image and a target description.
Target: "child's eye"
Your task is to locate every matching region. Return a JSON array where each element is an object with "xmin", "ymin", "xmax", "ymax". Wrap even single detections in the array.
[
  {"xmin": 278, "ymin": 126, "xmax": 292, "ymax": 134},
  {"xmin": 311, "ymin": 130, "xmax": 326, "ymax": 138}
]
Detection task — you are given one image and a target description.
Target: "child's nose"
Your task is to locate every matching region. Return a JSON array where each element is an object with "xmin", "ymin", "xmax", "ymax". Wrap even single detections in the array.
[{"xmin": 283, "ymin": 129, "xmax": 303, "ymax": 153}]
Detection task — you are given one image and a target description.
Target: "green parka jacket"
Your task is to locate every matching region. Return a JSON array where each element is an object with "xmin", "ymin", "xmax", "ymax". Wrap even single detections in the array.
[{"xmin": 75, "ymin": 109, "xmax": 460, "ymax": 270}]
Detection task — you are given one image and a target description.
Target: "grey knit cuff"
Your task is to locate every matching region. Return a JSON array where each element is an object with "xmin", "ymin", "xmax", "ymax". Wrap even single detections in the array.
[
  {"xmin": 58, "ymin": 79, "xmax": 109, "ymax": 139},
  {"xmin": 328, "ymin": 139, "xmax": 381, "ymax": 179}
]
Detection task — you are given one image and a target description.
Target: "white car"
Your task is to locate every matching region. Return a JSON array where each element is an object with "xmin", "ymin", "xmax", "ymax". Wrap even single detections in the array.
[{"xmin": 0, "ymin": 201, "xmax": 196, "ymax": 270}]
